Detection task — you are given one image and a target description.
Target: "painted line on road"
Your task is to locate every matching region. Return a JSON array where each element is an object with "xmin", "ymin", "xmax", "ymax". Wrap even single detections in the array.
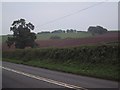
[{"xmin": 1, "ymin": 66, "xmax": 87, "ymax": 90}]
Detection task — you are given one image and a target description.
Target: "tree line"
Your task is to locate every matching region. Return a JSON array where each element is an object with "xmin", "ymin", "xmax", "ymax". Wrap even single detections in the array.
[
  {"xmin": 37, "ymin": 29, "xmax": 77, "ymax": 34},
  {"xmin": 38, "ymin": 26, "xmax": 108, "ymax": 34}
]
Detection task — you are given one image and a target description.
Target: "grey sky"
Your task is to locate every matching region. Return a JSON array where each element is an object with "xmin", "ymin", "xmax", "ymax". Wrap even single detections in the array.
[{"xmin": 2, "ymin": 2, "xmax": 118, "ymax": 35}]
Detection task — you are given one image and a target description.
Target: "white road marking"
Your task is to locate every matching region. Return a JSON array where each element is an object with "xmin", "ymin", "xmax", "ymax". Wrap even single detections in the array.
[{"xmin": 1, "ymin": 66, "xmax": 87, "ymax": 90}]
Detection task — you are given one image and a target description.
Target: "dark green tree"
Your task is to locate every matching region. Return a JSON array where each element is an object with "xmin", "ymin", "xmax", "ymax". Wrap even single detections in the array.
[
  {"xmin": 6, "ymin": 19, "xmax": 37, "ymax": 49},
  {"xmin": 88, "ymin": 26, "xmax": 108, "ymax": 35}
]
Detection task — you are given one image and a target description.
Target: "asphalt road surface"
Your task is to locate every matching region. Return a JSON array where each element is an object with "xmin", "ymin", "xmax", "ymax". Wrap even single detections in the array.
[{"xmin": 2, "ymin": 61, "xmax": 119, "ymax": 89}]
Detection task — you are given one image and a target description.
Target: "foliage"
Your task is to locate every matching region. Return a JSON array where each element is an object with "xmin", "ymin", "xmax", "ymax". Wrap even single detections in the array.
[
  {"xmin": 6, "ymin": 37, "xmax": 15, "ymax": 48},
  {"xmin": 6, "ymin": 19, "xmax": 37, "ymax": 49},
  {"xmin": 66, "ymin": 29, "xmax": 77, "ymax": 33},
  {"xmin": 88, "ymin": 26, "xmax": 108, "ymax": 35},
  {"xmin": 3, "ymin": 44, "xmax": 119, "ymax": 65},
  {"xmin": 37, "ymin": 31, "xmax": 51, "ymax": 34},
  {"xmin": 51, "ymin": 29, "xmax": 65, "ymax": 33},
  {"xmin": 3, "ymin": 44, "xmax": 119, "ymax": 81},
  {"xmin": 37, "ymin": 29, "xmax": 77, "ymax": 34}
]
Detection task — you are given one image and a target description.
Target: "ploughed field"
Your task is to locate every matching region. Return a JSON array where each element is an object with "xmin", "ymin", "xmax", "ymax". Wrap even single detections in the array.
[
  {"xmin": 2, "ymin": 31, "xmax": 119, "ymax": 50},
  {"xmin": 36, "ymin": 32, "xmax": 119, "ymax": 48}
]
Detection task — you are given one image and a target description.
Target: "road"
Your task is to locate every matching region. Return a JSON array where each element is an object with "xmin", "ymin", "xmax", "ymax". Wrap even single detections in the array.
[{"xmin": 2, "ymin": 61, "xmax": 119, "ymax": 89}]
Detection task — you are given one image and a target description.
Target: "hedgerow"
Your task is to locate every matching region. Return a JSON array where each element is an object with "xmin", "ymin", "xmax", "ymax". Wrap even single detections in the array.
[{"xmin": 3, "ymin": 44, "xmax": 119, "ymax": 65}]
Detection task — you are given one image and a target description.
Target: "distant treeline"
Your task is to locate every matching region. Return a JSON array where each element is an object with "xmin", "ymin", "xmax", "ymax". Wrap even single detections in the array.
[
  {"xmin": 37, "ymin": 25, "xmax": 108, "ymax": 35},
  {"xmin": 37, "ymin": 29, "xmax": 89, "ymax": 34},
  {"xmin": 37, "ymin": 29, "xmax": 79, "ymax": 34}
]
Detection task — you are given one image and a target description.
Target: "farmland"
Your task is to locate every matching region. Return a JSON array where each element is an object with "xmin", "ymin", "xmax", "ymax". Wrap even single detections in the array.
[
  {"xmin": 1, "ymin": 31, "xmax": 92, "ymax": 43},
  {"xmin": 36, "ymin": 31, "xmax": 92, "ymax": 40},
  {"xmin": 2, "ymin": 31, "xmax": 119, "ymax": 50},
  {"xmin": 2, "ymin": 31, "xmax": 120, "ymax": 81},
  {"xmin": 2, "ymin": 31, "xmax": 92, "ymax": 50},
  {"xmin": 36, "ymin": 31, "xmax": 119, "ymax": 48}
]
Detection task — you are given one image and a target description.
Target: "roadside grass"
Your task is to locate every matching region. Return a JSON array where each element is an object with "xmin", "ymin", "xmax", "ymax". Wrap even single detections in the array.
[{"xmin": 3, "ymin": 58, "xmax": 119, "ymax": 81}]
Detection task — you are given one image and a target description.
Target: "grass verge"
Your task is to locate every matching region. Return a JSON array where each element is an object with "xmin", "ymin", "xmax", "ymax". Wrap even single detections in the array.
[{"xmin": 3, "ymin": 58, "xmax": 119, "ymax": 81}]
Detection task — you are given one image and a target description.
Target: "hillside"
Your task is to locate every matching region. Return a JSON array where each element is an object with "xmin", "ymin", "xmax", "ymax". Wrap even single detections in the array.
[
  {"xmin": 36, "ymin": 31, "xmax": 92, "ymax": 40},
  {"xmin": 1, "ymin": 31, "xmax": 92, "ymax": 43},
  {"xmin": 36, "ymin": 31, "xmax": 119, "ymax": 48},
  {"xmin": 2, "ymin": 31, "xmax": 119, "ymax": 50}
]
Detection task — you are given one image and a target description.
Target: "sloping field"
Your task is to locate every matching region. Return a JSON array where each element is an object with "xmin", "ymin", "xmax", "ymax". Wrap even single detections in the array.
[
  {"xmin": 2, "ymin": 31, "xmax": 119, "ymax": 50},
  {"xmin": 36, "ymin": 32, "xmax": 92, "ymax": 40},
  {"xmin": 36, "ymin": 32, "xmax": 119, "ymax": 48},
  {"xmin": 1, "ymin": 32, "xmax": 92, "ymax": 43}
]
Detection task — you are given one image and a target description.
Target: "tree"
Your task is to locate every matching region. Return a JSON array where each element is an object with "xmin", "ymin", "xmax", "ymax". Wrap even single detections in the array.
[
  {"xmin": 88, "ymin": 26, "xmax": 96, "ymax": 35},
  {"xmin": 6, "ymin": 18, "xmax": 37, "ymax": 49},
  {"xmin": 51, "ymin": 29, "xmax": 65, "ymax": 33},
  {"xmin": 66, "ymin": 29, "xmax": 77, "ymax": 33},
  {"xmin": 96, "ymin": 26, "xmax": 108, "ymax": 34},
  {"xmin": 88, "ymin": 26, "xmax": 108, "ymax": 35}
]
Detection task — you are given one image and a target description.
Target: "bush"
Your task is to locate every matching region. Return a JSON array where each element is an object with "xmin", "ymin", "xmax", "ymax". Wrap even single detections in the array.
[{"xmin": 2, "ymin": 44, "xmax": 119, "ymax": 65}]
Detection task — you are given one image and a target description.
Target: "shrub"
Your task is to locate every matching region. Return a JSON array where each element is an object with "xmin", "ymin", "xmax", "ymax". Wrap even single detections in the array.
[{"xmin": 2, "ymin": 44, "xmax": 119, "ymax": 65}]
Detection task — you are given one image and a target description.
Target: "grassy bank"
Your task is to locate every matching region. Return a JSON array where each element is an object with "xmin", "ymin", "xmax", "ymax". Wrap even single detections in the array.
[
  {"xmin": 3, "ymin": 58, "xmax": 119, "ymax": 81},
  {"xmin": 2, "ymin": 44, "xmax": 119, "ymax": 81}
]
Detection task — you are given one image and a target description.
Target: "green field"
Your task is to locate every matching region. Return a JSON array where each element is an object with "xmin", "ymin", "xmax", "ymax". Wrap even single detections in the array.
[
  {"xmin": 1, "ymin": 31, "xmax": 119, "ymax": 42},
  {"xmin": 36, "ymin": 32, "xmax": 92, "ymax": 40},
  {"xmin": 1, "ymin": 35, "xmax": 13, "ymax": 43},
  {"xmin": 1, "ymin": 32, "xmax": 92, "ymax": 43}
]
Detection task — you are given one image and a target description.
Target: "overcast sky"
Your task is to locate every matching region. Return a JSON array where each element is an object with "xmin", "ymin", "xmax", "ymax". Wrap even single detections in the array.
[{"xmin": 1, "ymin": 1, "xmax": 119, "ymax": 35}]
